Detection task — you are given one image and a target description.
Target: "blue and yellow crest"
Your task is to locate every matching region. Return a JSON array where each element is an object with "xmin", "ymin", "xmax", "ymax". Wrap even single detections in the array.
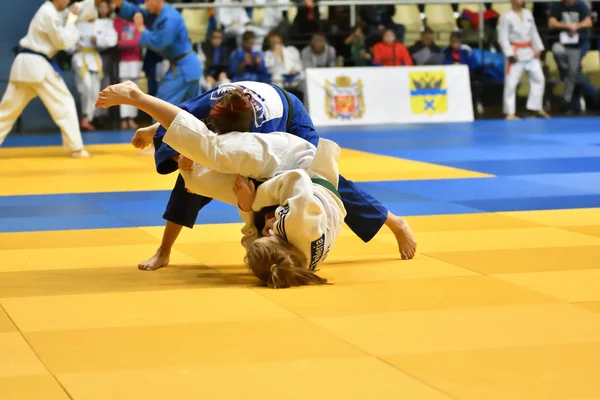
[
  {"xmin": 325, "ymin": 76, "xmax": 365, "ymax": 120},
  {"xmin": 409, "ymin": 71, "xmax": 448, "ymax": 115}
]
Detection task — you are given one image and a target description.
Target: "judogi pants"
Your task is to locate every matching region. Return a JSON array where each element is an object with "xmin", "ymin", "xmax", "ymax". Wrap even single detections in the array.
[
  {"xmin": 119, "ymin": 60, "xmax": 143, "ymax": 119},
  {"xmin": 0, "ymin": 74, "xmax": 84, "ymax": 151},
  {"xmin": 157, "ymin": 70, "xmax": 200, "ymax": 111},
  {"xmin": 503, "ymin": 57, "xmax": 545, "ymax": 114},
  {"xmin": 74, "ymin": 70, "xmax": 101, "ymax": 120},
  {"xmin": 161, "ymin": 91, "xmax": 389, "ymax": 243}
]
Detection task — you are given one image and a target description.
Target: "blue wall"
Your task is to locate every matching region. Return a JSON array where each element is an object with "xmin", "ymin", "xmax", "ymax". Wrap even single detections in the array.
[{"xmin": 0, "ymin": 0, "xmax": 80, "ymax": 133}]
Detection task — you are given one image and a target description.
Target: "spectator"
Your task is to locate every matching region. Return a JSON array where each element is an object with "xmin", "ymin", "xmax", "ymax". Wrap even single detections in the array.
[
  {"xmin": 409, "ymin": 26, "xmax": 443, "ymax": 65},
  {"xmin": 214, "ymin": 0, "xmax": 266, "ymax": 51},
  {"xmin": 229, "ymin": 30, "xmax": 269, "ymax": 82},
  {"xmin": 345, "ymin": 24, "xmax": 372, "ymax": 66},
  {"xmin": 114, "ymin": 16, "xmax": 142, "ymax": 130},
  {"xmin": 442, "ymin": 32, "xmax": 474, "ymax": 69},
  {"xmin": 301, "ymin": 32, "xmax": 337, "ymax": 68},
  {"xmin": 372, "ymin": 29, "xmax": 413, "ymax": 66},
  {"xmin": 264, "ymin": 31, "xmax": 304, "ymax": 95},
  {"xmin": 254, "ymin": 0, "xmax": 289, "ymax": 33},
  {"xmin": 71, "ymin": 0, "xmax": 118, "ymax": 131},
  {"xmin": 198, "ymin": 29, "xmax": 231, "ymax": 91},
  {"xmin": 291, "ymin": 0, "xmax": 321, "ymax": 39},
  {"xmin": 549, "ymin": 0, "xmax": 598, "ymax": 112},
  {"xmin": 359, "ymin": 5, "xmax": 405, "ymax": 47}
]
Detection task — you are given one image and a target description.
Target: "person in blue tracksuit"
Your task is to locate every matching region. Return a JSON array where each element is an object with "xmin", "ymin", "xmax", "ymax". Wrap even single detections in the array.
[
  {"xmin": 113, "ymin": 0, "xmax": 202, "ymax": 106},
  {"xmin": 135, "ymin": 81, "xmax": 417, "ymax": 271}
]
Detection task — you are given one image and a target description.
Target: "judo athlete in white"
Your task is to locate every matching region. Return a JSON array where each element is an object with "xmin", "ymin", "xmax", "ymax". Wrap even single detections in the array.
[
  {"xmin": 97, "ymin": 81, "xmax": 345, "ymax": 288},
  {"xmin": 498, "ymin": 0, "xmax": 549, "ymax": 120},
  {"xmin": 0, "ymin": 0, "xmax": 102, "ymax": 157},
  {"xmin": 71, "ymin": 0, "xmax": 118, "ymax": 130}
]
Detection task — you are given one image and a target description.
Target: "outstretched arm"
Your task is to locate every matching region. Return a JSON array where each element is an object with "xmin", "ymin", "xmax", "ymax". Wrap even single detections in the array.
[{"xmin": 96, "ymin": 81, "xmax": 183, "ymax": 130}]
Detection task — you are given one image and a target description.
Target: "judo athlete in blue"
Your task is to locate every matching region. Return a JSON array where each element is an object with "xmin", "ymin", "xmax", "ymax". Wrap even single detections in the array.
[
  {"xmin": 112, "ymin": 0, "xmax": 201, "ymax": 106},
  {"xmin": 134, "ymin": 81, "xmax": 416, "ymax": 270}
]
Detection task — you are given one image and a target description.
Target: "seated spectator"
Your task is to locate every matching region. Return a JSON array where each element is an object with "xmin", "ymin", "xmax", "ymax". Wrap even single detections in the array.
[
  {"xmin": 214, "ymin": 0, "xmax": 266, "ymax": 51},
  {"xmin": 198, "ymin": 29, "xmax": 231, "ymax": 91},
  {"xmin": 114, "ymin": 15, "xmax": 142, "ymax": 130},
  {"xmin": 253, "ymin": 0, "xmax": 289, "ymax": 33},
  {"xmin": 442, "ymin": 32, "xmax": 474, "ymax": 69},
  {"xmin": 359, "ymin": 4, "xmax": 405, "ymax": 47},
  {"xmin": 409, "ymin": 26, "xmax": 443, "ymax": 65},
  {"xmin": 372, "ymin": 29, "xmax": 413, "ymax": 66},
  {"xmin": 345, "ymin": 24, "xmax": 372, "ymax": 66},
  {"xmin": 264, "ymin": 31, "xmax": 304, "ymax": 94},
  {"xmin": 301, "ymin": 33, "xmax": 337, "ymax": 68},
  {"xmin": 229, "ymin": 31, "xmax": 269, "ymax": 82}
]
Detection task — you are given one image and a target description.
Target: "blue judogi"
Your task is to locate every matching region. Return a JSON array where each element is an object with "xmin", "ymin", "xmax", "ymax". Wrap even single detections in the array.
[
  {"xmin": 118, "ymin": 2, "xmax": 201, "ymax": 104},
  {"xmin": 154, "ymin": 82, "xmax": 388, "ymax": 243},
  {"xmin": 229, "ymin": 49, "xmax": 270, "ymax": 83}
]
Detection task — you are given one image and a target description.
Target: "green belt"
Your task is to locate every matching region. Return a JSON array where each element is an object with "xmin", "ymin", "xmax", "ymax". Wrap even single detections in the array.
[{"xmin": 311, "ymin": 178, "xmax": 341, "ymax": 201}]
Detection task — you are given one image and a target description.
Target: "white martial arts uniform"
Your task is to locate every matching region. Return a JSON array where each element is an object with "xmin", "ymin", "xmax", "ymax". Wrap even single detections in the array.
[
  {"xmin": 214, "ymin": 0, "xmax": 267, "ymax": 52},
  {"xmin": 162, "ymin": 110, "xmax": 346, "ymax": 270},
  {"xmin": 498, "ymin": 8, "xmax": 545, "ymax": 115},
  {"xmin": 72, "ymin": 18, "xmax": 118, "ymax": 120},
  {"xmin": 0, "ymin": 0, "xmax": 97, "ymax": 150},
  {"xmin": 265, "ymin": 46, "xmax": 305, "ymax": 91}
]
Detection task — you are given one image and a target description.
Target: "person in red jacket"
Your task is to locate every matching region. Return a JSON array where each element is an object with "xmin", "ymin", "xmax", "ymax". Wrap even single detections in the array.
[{"xmin": 372, "ymin": 29, "xmax": 413, "ymax": 66}]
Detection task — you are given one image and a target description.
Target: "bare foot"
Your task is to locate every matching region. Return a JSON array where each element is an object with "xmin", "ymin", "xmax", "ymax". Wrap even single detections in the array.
[
  {"xmin": 537, "ymin": 110, "xmax": 551, "ymax": 119},
  {"xmin": 505, "ymin": 114, "xmax": 519, "ymax": 120},
  {"xmin": 96, "ymin": 80, "xmax": 143, "ymax": 109},
  {"xmin": 385, "ymin": 213, "xmax": 417, "ymax": 260},
  {"xmin": 132, "ymin": 124, "xmax": 158, "ymax": 149},
  {"xmin": 138, "ymin": 248, "xmax": 170, "ymax": 271},
  {"xmin": 72, "ymin": 149, "xmax": 91, "ymax": 158}
]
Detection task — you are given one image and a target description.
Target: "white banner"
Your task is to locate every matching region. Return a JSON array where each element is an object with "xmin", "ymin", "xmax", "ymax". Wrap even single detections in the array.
[{"xmin": 306, "ymin": 65, "xmax": 474, "ymax": 126}]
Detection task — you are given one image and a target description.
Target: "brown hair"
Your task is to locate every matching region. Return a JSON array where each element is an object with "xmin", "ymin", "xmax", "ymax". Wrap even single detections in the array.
[
  {"xmin": 245, "ymin": 236, "xmax": 329, "ymax": 289},
  {"xmin": 209, "ymin": 88, "xmax": 254, "ymax": 134}
]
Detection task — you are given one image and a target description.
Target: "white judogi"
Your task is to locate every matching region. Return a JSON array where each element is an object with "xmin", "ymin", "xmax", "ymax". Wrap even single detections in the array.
[
  {"xmin": 214, "ymin": 0, "xmax": 267, "ymax": 52},
  {"xmin": 162, "ymin": 110, "xmax": 346, "ymax": 271},
  {"xmin": 265, "ymin": 46, "xmax": 305, "ymax": 90},
  {"xmin": 498, "ymin": 8, "xmax": 545, "ymax": 115},
  {"xmin": 0, "ymin": 0, "xmax": 97, "ymax": 150},
  {"xmin": 72, "ymin": 18, "xmax": 117, "ymax": 120}
]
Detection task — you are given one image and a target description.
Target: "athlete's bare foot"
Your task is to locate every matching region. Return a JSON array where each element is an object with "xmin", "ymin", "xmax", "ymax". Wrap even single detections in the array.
[
  {"xmin": 132, "ymin": 123, "xmax": 159, "ymax": 150},
  {"xmin": 96, "ymin": 80, "xmax": 143, "ymax": 109},
  {"xmin": 138, "ymin": 248, "xmax": 170, "ymax": 271},
  {"xmin": 505, "ymin": 114, "xmax": 519, "ymax": 120},
  {"xmin": 537, "ymin": 109, "xmax": 551, "ymax": 119},
  {"xmin": 385, "ymin": 213, "xmax": 417, "ymax": 260},
  {"xmin": 72, "ymin": 149, "xmax": 91, "ymax": 158}
]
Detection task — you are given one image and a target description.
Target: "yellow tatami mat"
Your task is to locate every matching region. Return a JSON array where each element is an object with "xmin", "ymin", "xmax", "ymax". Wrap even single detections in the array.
[{"xmin": 1, "ymin": 209, "xmax": 600, "ymax": 399}]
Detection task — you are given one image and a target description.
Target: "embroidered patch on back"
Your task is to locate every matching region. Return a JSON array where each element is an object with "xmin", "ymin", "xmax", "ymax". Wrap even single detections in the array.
[{"xmin": 309, "ymin": 233, "xmax": 326, "ymax": 271}]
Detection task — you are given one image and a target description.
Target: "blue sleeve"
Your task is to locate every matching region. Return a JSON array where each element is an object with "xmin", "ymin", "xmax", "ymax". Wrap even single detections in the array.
[
  {"xmin": 118, "ymin": 1, "xmax": 147, "ymax": 21},
  {"xmin": 139, "ymin": 13, "xmax": 179, "ymax": 51},
  {"xmin": 153, "ymin": 94, "xmax": 214, "ymax": 174},
  {"xmin": 229, "ymin": 51, "xmax": 240, "ymax": 77}
]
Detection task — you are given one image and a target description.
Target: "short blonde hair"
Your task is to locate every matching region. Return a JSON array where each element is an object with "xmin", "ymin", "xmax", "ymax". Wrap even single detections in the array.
[{"xmin": 244, "ymin": 236, "xmax": 328, "ymax": 289}]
